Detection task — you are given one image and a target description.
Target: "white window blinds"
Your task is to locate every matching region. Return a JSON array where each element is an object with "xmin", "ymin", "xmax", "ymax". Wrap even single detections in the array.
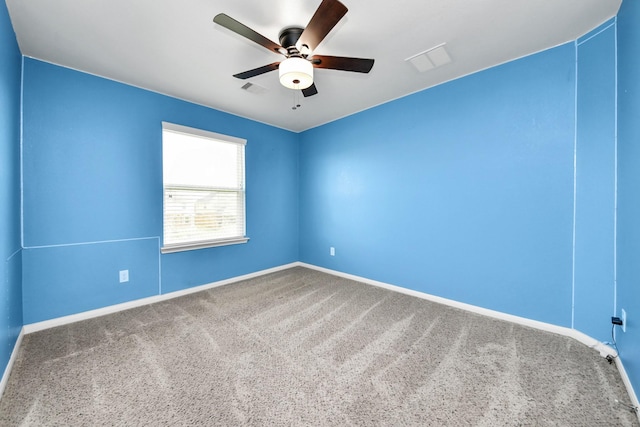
[{"xmin": 161, "ymin": 122, "xmax": 247, "ymax": 253}]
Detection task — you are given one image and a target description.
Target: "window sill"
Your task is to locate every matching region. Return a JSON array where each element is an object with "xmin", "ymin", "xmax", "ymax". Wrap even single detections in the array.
[{"xmin": 161, "ymin": 237, "xmax": 249, "ymax": 254}]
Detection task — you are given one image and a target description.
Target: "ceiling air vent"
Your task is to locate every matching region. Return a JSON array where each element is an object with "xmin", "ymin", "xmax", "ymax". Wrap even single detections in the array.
[
  {"xmin": 406, "ymin": 43, "xmax": 452, "ymax": 72},
  {"xmin": 241, "ymin": 82, "xmax": 267, "ymax": 94}
]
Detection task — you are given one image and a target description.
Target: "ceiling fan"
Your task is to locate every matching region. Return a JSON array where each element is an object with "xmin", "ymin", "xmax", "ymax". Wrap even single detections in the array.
[{"xmin": 213, "ymin": 0, "xmax": 374, "ymax": 97}]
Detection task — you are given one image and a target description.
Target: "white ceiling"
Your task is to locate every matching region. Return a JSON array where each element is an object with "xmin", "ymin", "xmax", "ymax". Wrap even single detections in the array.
[{"xmin": 6, "ymin": 0, "xmax": 622, "ymax": 132}]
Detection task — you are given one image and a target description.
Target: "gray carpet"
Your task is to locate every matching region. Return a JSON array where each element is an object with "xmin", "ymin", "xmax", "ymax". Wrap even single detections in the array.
[{"xmin": 0, "ymin": 267, "xmax": 638, "ymax": 426}]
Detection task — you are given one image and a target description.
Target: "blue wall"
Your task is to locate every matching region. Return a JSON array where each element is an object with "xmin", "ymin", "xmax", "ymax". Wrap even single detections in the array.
[
  {"xmin": 300, "ymin": 43, "xmax": 577, "ymax": 327},
  {"xmin": 300, "ymin": 32, "xmax": 621, "ymax": 342},
  {"xmin": 0, "ymin": 1, "xmax": 23, "ymax": 376},
  {"xmin": 21, "ymin": 59, "xmax": 299, "ymax": 323},
  {"xmin": 300, "ymin": 19, "xmax": 629, "ymax": 393},
  {"xmin": 574, "ymin": 22, "xmax": 617, "ymax": 341},
  {"xmin": 617, "ymin": 0, "xmax": 640, "ymax": 400}
]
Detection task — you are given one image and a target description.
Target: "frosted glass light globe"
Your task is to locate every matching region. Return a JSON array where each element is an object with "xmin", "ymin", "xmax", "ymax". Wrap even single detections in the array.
[{"xmin": 279, "ymin": 57, "xmax": 313, "ymax": 89}]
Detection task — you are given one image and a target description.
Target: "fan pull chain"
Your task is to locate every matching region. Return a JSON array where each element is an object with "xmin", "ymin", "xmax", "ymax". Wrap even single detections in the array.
[{"xmin": 292, "ymin": 84, "xmax": 301, "ymax": 110}]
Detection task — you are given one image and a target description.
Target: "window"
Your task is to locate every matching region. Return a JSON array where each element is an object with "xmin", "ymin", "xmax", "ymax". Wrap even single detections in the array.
[{"xmin": 161, "ymin": 122, "xmax": 247, "ymax": 253}]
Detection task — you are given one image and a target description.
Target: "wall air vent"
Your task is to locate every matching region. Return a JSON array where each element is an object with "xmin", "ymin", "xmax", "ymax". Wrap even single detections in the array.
[{"xmin": 406, "ymin": 43, "xmax": 452, "ymax": 73}]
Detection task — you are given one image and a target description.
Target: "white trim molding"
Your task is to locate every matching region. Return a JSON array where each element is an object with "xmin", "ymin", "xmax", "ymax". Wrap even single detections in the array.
[
  {"xmin": 299, "ymin": 263, "xmax": 613, "ymax": 352},
  {"xmin": 23, "ymin": 262, "xmax": 299, "ymax": 334},
  {"xmin": 0, "ymin": 328, "xmax": 24, "ymax": 400},
  {"xmin": 615, "ymin": 355, "xmax": 640, "ymax": 422}
]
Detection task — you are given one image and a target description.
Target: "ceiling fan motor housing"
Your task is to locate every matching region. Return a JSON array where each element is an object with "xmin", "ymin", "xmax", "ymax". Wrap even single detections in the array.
[{"xmin": 279, "ymin": 27, "xmax": 305, "ymax": 51}]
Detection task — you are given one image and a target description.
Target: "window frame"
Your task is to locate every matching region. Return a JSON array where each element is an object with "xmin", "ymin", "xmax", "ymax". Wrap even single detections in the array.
[{"xmin": 160, "ymin": 122, "xmax": 248, "ymax": 254}]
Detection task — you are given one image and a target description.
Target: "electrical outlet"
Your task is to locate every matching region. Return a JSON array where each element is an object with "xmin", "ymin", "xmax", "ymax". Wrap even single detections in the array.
[
  {"xmin": 119, "ymin": 270, "xmax": 129, "ymax": 283},
  {"xmin": 330, "ymin": 247, "xmax": 335, "ymax": 256},
  {"xmin": 621, "ymin": 309, "xmax": 627, "ymax": 333}
]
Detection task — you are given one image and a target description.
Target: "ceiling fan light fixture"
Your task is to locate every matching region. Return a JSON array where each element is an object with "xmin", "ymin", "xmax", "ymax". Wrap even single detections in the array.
[{"xmin": 279, "ymin": 57, "xmax": 313, "ymax": 90}]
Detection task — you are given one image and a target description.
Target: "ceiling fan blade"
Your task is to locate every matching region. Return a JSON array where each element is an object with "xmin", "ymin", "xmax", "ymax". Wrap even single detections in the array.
[
  {"xmin": 302, "ymin": 83, "xmax": 318, "ymax": 97},
  {"xmin": 233, "ymin": 62, "xmax": 281, "ymax": 79},
  {"xmin": 310, "ymin": 55, "xmax": 374, "ymax": 73},
  {"xmin": 297, "ymin": 0, "xmax": 348, "ymax": 52},
  {"xmin": 214, "ymin": 14, "xmax": 285, "ymax": 55}
]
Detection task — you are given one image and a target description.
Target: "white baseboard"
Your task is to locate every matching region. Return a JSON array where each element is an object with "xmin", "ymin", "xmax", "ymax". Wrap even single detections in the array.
[
  {"xmin": 615, "ymin": 355, "xmax": 640, "ymax": 422},
  {"xmin": 299, "ymin": 262, "xmax": 639, "ymax": 413},
  {"xmin": 299, "ymin": 263, "xmax": 612, "ymax": 352},
  {"xmin": 0, "ymin": 328, "xmax": 24, "ymax": 400},
  {"xmin": 23, "ymin": 262, "xmax": 300, "ymax": 334}
]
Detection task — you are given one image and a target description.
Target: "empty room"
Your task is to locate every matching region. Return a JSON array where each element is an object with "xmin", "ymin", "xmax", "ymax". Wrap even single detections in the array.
[{"xmin": 1, "ymin": 0, "xmax": 639, "ymax": 425}]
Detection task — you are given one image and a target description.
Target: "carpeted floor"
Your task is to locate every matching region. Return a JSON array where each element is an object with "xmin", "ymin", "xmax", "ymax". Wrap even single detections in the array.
[{"xmin": 0, "ymin": 267, "xmax": 638, "ymax": 426}]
